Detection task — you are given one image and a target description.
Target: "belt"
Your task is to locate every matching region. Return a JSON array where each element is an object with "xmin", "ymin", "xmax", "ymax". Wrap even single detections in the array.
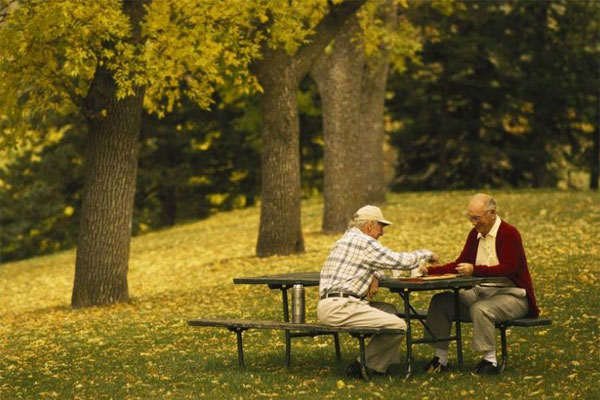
[{"xmin": 320, "ymin": 292, "xmax": 363, "ymax": 300}]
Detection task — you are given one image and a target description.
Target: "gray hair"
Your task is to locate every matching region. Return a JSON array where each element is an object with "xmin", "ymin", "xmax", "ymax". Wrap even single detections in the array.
[
  {"xmin": 486, "ymin": 197, "xmax": 498, "ymax": 213},
  {"xmin": 348, "ymin": 218, "xmax": 371, "ymax": 230}
]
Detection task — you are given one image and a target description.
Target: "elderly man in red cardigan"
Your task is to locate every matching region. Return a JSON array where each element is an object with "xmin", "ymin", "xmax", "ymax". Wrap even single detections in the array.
[{"xmin": 420, "ymin": 193, "xmax": 539, "ymax": 375}]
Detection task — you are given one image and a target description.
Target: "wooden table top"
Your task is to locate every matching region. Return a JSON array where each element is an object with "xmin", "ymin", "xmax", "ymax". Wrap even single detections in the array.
[{"xmin": 233, "ymin": 271, "xmax": 512, "ymax": 291}]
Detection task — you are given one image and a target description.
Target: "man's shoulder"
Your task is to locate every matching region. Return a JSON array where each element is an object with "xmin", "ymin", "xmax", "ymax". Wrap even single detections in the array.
[
  {"xmin": 339, "ymin": 228, "xmax": 379, "ymax": 248},
  {"xmin": 337, "ymin": 228, "xmax": 369, "ymax": 244},
  {"xmin": 499, "ymin": 219, "xmax": 520, "ymax": 234},
  {"xmin": 498, "ymin": 220, "xmax": 523, "ymax": 240}
]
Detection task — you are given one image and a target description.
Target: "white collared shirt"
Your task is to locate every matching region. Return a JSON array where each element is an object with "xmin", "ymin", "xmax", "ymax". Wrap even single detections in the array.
[
  {"xmin": 475, "ymin": 216, "xmax": 526, "ymax": 298},
  {"xmin": 476, "ymin": 215, "xmax": 501, "ymax": 266}
]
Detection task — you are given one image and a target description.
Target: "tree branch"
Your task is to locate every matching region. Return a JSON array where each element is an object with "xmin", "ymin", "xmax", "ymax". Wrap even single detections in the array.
[{"xmin": 292, "ymin": 0, "xmax": 367, "ymax": 81}]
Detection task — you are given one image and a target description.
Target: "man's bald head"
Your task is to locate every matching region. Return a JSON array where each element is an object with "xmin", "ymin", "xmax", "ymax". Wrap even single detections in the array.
[
  {"xmin": 469, "ymin": 193, "xmax": 497, "ymax": 214},
  {"xmin": 467, "ymin": 193, "xmax": 497, "ymax": 236}
]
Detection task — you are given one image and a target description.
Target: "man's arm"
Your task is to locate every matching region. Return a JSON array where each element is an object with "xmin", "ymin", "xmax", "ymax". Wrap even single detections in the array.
[
  {"xmin": 365, "ymin": 239, "xmax": 434, "ymax": 270},
  {"xmin": 367, "ymin": 275, "xmax": 379, "ymax": 298},
  {"xmin": 427, "ymin": 230, "xmax": 477, "ymax": 275}
]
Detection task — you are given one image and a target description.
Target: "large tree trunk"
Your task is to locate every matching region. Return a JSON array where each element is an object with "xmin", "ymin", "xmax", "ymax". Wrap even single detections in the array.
[
  {"xmin": 311, "ymin": 18, "xmax": 366, "ymax": 233},
  {"xmin": 255, "ymin": 53, "xmax": 304, "ymax": 256},
  {"xmin": 360, "ymin": 49, "xmax": 393, "ymax": 203},
  {"xmin": 361, "ymin": 1, "xmax": 397, "ymax": 202},
  {"xmin": 255, "ymin": 0, "xmax": 366, "ymax": 256},
  {"xmin": 310, "ymin": 1, "xmax": 396, "ymax": 232},
  {"xmin": 72, "ymin": 0, "xmax": 146, "ymax": 307}
]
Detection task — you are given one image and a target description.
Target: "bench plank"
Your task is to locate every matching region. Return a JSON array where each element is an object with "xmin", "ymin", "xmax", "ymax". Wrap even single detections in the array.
[
  {"xmin": 188, "ymin": 316, "xmax": 551, "ymax": 376},
  {"xmin": 499, "ymin": 317, "xmax": 552, "ymax": 327},
  {"xmin": 396, "ymin": 310, "xmax": 428, "ymax": 320},
  {"xmin": 187, "ymin": 318, "xmax": 405, "ymax": 335},
  {"xmin": 188, "ymin": 317, "xmax": 405, "ymax": 380}
]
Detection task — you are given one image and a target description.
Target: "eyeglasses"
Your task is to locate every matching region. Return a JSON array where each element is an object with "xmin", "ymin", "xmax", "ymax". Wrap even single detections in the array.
[{"xmin": 466, "ymin": 210, "xmax": 490, "ymax": 222}]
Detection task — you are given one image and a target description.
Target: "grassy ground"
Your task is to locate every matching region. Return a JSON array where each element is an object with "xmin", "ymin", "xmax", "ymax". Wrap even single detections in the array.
[{"xmin": 1, "ymin": 190, "xmax": 598, "ymax": 399}]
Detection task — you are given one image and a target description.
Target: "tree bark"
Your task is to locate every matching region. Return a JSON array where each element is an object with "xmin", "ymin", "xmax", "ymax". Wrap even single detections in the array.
[
  {"xmin": 255, "ymin": 0, "xmax": 366, "ymax": 256},
  {"xmin": 310, "ymin": 1, "xmax": 395, "ymax": 232},
  {"xmin": 311, "ymin": 18, "xmax": 366, "ymax": 233},
  {"xmin": 360, "ymin": 49, "xmax": 393, "ymax": 203},
  {"xmin": 255, "ymin": 53, "xmax": 305, "ymax": 256},
  {"xmin": 72, "ymin": 0, "xmax": 147, "ymax": 307},
  {"xmin": 360, "ymin": 0, "xmax": 397, "ymax": 203}
]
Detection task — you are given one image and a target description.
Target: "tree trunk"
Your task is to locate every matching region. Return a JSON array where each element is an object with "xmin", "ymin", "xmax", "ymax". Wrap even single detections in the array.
[
  {"xmin": 360, "ymin": 0, "xmax": 397, "ymax": 203},
  {"xmin": 360, "ymin": 53, "xmax": 392, "ymax": 203},
  {"xmin": 310, "ymin": 1, "xmax": 395, "ymax": 232},
  {"xmin": 255, "ymin": 53, "xmax": 305, "ymax": 256},
  {"xmin": 311, "ymin": 18, "xmax": 366, "ymax": 233},
  {"xmin": 72, "ymin": 0, "xmax": 146, "ymax": 307},
  {"xmin": 255, "ymin": 0, "xmax": 366, "ymax": 256}
]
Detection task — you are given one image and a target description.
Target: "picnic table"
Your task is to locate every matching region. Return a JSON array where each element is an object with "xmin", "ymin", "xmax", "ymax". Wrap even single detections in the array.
[{"xmin": 233, "ymin": 271, "xmax": 513, "ymax": 376}]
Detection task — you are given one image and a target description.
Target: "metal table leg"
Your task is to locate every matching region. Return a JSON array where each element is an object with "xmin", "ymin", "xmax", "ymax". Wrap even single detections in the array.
[
  {"xmin": 454, "ymin": 288, "xmax": 463, "ymax": 369},
  {"xmin": 499, "ymin": 326, "xmax": 508, "ymax": 373},
  {"xmin": 281, "ymin": 287, "xmax": 292, "ymax": 368},
  {"xmin": 228, "ymin": 327, "xmax": 247, "ymax": 368},
  {"xmin": 402, "ymin": 289, "xmax": 413, "ymax": 378},
  {"xmin": 334, "ymin": 333, "xmax": 342, "ymax": 362},
  {"xmin": 358, "ymin": 334, "xmax": 369, "ymax": 381}
]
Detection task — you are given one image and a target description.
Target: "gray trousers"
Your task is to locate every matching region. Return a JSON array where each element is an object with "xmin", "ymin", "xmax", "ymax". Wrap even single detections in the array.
[
  {"xmin": 425, "ymin": 287, "xmax": 529, "ymax": 352},
  {"xmin": 317, "ymin": 297, "xmax": 406, "ymax": 373}
]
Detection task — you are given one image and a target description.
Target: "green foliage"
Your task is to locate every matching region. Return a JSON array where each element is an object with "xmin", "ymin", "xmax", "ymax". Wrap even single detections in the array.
[
  {"xmin": 0, "ymin": 0, "xmax": 347, "ymax": 261},
  {"xmin": 0, "ymin": 124, "xmax": 84, "ymax": 261},
  {"xmin": 0, "ymin": 190, "xmax": 598, "ymax": 398},
  {"xmin": 135, "ymin": 95, "xmax": 262, "ymax": 231},
  {"xmin": 359, "ymin": 0, "xmax": 422, "ymax": 73},
  {"xmin": 389, "ymin": 0, "xmax": 599, "ymax": 190},
  {"xmin": 0, "ymin": 99, "xmax": 262, "ymax": 261},
  {"xmin": 298, "ymin": 77, "xmax": 324, "ymax": 196},
  {"xmin": 0, "ymin": 81, "xmax": 329, "ymax": 261}
]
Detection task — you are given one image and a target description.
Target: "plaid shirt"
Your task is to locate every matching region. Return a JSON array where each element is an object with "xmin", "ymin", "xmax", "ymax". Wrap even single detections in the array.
[{"xmin": 319, "ymin": 227, "xmax": 433, "ymax": 298}]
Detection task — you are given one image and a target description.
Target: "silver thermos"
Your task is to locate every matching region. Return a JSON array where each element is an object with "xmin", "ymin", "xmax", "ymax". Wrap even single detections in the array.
[{"xmin": 291, "ymin": 284, "xmax": 306, "ymax": 323}]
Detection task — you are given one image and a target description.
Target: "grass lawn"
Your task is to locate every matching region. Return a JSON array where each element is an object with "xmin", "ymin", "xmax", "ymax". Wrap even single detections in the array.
[{"xmin": 1, "ymin": 190, "xmax": 598, "ymax": 399}]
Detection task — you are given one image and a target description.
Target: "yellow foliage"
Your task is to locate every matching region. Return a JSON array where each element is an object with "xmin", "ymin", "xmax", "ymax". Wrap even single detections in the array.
[
  {"xmin": 63, "ymin": 206, "xmax": 75, "ymax": 217},
  {"xmin": 1, "ymin": 0, "xmax": 330, "ymax": 148}
]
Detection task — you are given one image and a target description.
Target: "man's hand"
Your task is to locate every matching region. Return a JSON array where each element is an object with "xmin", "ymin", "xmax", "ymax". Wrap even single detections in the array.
[
  {"xmin": 456, "ymin": 263, "xmax": 474, "ymax": 276},
  {"xmin": 418, "ymin": 264, "xmax": 429, "ymax": 276},
  {"xmin": 367, "ymin": 276, "xmax": 379, "ymax": 298}
]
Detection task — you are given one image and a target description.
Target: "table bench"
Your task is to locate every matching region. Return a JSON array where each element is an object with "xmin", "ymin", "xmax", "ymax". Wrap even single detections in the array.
[
  {"xmin": 187, "ymin": 317, "xmax": 404, "ymax": 380},
  {"xmin": 397, "ymin": 309, "xmax": 552, "ymax": 373},
  {"xmin": 192, "ymin": 273, "xmax": 551, "ymax": 378},
  {"xmin": 233, "ymin": 272, "xmax": 520, "ymax": 377}
]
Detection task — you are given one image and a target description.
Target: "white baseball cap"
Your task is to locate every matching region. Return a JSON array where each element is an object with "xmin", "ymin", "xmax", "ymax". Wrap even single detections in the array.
[{"xmin": 353, "ymin": 205, "xmax": 392, "ymax": 226}]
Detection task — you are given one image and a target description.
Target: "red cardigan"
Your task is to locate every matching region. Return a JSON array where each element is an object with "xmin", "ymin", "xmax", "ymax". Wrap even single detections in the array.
[{"xmin": 427, "ymin": 220, "xmax": 540, "ymax": 318}]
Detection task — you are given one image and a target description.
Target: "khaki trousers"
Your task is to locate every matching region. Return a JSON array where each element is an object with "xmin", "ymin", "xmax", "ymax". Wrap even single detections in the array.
[
  {"xmin": 425, "ymin": 287, "xmax": 529, "ymax": 352},
  {"xmin": 317, "ymin": 297, "xmax": 406, "ymax": 373}
]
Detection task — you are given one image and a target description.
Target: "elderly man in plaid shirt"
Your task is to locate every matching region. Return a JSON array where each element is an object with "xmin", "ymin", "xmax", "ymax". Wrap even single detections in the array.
[{"xmin": 317, "ymin": 205, "xmax": 437, "ymax": 379}]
